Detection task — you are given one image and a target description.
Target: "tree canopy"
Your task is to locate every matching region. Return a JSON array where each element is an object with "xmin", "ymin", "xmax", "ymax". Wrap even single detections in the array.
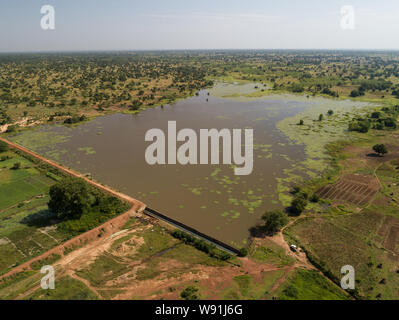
[
  {"xmin": 290, "ymin": 194, "xmax": 308, "ymax": 216},
  {"xmin": 262, "ymin": 210, "xmax": 289, "ymax": 235},
  {"xmin": 373, "ymin": 144, "xmax": 388, "ymax": 157},
  {"xmin": 48, "ymin": 177, "xmax": 94, "ymax": 220}
]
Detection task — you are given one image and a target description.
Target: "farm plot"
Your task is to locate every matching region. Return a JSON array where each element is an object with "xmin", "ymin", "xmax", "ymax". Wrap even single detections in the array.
[
  {"xmin": 0, "ymin": 150, "xmax": 67, "ymax": 275},
  {"xmin": 377, "ymin": 216, "xmax": 399, "ymax": 260},
  {"xmin": 316, "ymin": 174, "xmax": 380, "ymax": 206},
  {"xmin": 0, "ymin": 152, "xmax": 54, "ymax": 209}
]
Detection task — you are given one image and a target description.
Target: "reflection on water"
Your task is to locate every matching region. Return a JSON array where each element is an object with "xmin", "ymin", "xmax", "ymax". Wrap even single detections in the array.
[{"xmin": 12, "ymin": 90, "xmax": 319, "ymax": 246}]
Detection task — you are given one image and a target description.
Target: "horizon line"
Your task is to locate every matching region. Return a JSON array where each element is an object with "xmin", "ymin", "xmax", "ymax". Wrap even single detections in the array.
[{"xmin": 2, "ymin": 48, "xmax": 399, "ymax": 54}]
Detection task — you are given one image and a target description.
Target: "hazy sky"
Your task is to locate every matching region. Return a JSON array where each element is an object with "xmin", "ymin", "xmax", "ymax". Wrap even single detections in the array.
[{"xmin": 1, "ymin": 0, "xmax": 398, "ymax": 52}]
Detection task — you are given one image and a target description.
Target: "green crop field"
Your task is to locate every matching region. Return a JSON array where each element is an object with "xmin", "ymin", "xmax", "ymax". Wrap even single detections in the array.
[{"xmin": 0, "ymin": 149, "xmax": 67, "ymax": 275}]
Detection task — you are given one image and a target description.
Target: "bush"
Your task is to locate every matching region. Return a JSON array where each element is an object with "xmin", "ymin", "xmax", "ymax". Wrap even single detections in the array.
[
  {"xmin": 238, "ymin": 248, "xmax": 248, "ymax": 257},
  {"xmin": 6, "ymin": 125, "xmax": 17, "ymax": 133},
  {"xmin": 373, "ymin": 122, "xmax": 384, "ymax": 130},
  {"xmin": 11, "ymin": 162, "xmax": 21, "ymax": 170},
  {"xmin": 371, "ymin": 112, "xmax": 381, "ymax": 119},
  {"xmin": 290, "ymin": 84, "xmax": 304, "ymax": 93},
  {"xmin": 350, "ymin": 88, "xmax": 365, "ymax": 97},
  {"xmin": 63, "ymin": 115, "xmax": 87, "ymax": 124},
  {"xmin": 0, "ymin": 141, "xmax": 9, "ymax": 153},
  {"xmin": 383, "ymin": 118, "xmax": 397, "ymax": 129},
  {"xmin": 292, "ymin": 186, "xmax": 301, "ymax": 194},
  {"xmin": 181, "ymin": 286, "xmax": 199, "ymax": 300},
  {"xmin": 348, "ymin": 119, "xmax": 370, "ymax": 133},
  {"xmin": 298, "ymin": 191, "xmax": 308, "ymax": 200},
  {"xmin": 283, "ymin": 285, "xmax": 298, "ymax": 298},
  {"xmin": 310, "ymin": 194, "xmax": 320, "ymax": 203}
]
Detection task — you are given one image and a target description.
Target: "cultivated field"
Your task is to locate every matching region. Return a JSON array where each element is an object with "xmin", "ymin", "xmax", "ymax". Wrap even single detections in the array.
[
  {"xmin": 285, "ymin": 129, "xmax": 399, "ymax": 300},
  {"xmin": 316, "ymin": 174, "xmax": 380, "ymax": 206},
  {"xmin": 0, "ymin": 149, "xmax": 65, "ymax": 276}
]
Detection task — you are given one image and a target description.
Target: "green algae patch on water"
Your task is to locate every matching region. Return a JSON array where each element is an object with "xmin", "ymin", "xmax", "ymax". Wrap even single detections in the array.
[
  {"xmin": 44, "ymin": 149, "xmax": 68, "ymax": 162},
  {"xmin": 275, "ymin": 97, "xmax": 374, "ymax": 205},
  {"xmin": 78, "ymin": 146, "xmax": 96, "ymax": 155},
  {"xmin": 10, "ymin": 130, "xmax": 71, "ymax": 150}
]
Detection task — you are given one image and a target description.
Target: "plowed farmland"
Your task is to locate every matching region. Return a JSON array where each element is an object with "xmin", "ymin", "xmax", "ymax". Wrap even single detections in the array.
[{"xmin": 316, "ymin": 174, "xmax": 380, "ymax": 206}]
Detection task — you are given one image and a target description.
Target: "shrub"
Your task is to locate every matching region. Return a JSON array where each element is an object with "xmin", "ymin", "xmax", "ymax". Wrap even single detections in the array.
[
  {"xmin": 373, "ymin": 144, "xmax": 388, "ymax": 157},
  {"xmin": 238, "ymin": 248, "xmax": 248, "ymax": 257},
  {"xmin": 373, "ymin": 122, "xmax": 384, "ymax": 130},
  {"xmin": 310, "ymin": 194, "xmax": 320, "ymax": 203},
  {"xmin": 6, "ymin": 125, "xmax": 17, "ymax": 133},
  {"xmin": 181, "ymin": 286, "xmax": 199, "ymax": 300},
  {"xmin": 290, "ymin": 84, "xmax": 304, "ymax": 93},
  {"xmin": 371, "ymin": 112, "xmax": 381, "ymax": 119},
  {"xmin": 283, "ymin": 285, "xmax": 298, "ymax": 298},
  {"xmin": 292, "ymin": 186, "xmax": 301, "ymax": 194},
  {"xmin": 11, "ymin": 162, "xmax": 21, "ymax": 170},
  {"xmin": 0, "ymin": 141, "xmax": 9, "ymax": 153},
  {"xmin": 348, "ymin": 119, "xmax": 370, "ymax": 133},
  {"xmin": 384, "ymin": 118, "xmax": 397, "ymax": 129}
]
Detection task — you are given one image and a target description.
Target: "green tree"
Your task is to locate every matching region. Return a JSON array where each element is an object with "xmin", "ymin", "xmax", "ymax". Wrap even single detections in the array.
[
  {"xmin": 348, "ymin": 119, "xmax": 370, "ymax": 133},
  {"xmin": 371, "ymin": 112, "xmax": 381, "ymax": 119},
  {"xmin": 48, "ymin": 178, "xmax": 93, "ymax": 220},
  {"xmin": 238, "ymin": 247, "xmax": 248, "ymax": 257},
  {"xmin": 290, "ymin": 195, "xmax": 308, "ymax": 216},
  {"xmin": 319, "ymin": 114, "xmax": 324, "ymax": 121},
  {"xmin": 384, "ymin": 118, "xmax": 397, "ymax": 129},
  {"xmin": 11, "ymin": 162, "xmax": 21, "ymax": 170},
  {"xmin": 262, "ymin": 210, "xmax": 289, "ymax": 235},
  {"xmin": 373, "ymin": 144, "xmax": 388, "ymax": 157},
  {"xmin": 327, "ymin": 110, "xmax": 334, "ymax": 116}
]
